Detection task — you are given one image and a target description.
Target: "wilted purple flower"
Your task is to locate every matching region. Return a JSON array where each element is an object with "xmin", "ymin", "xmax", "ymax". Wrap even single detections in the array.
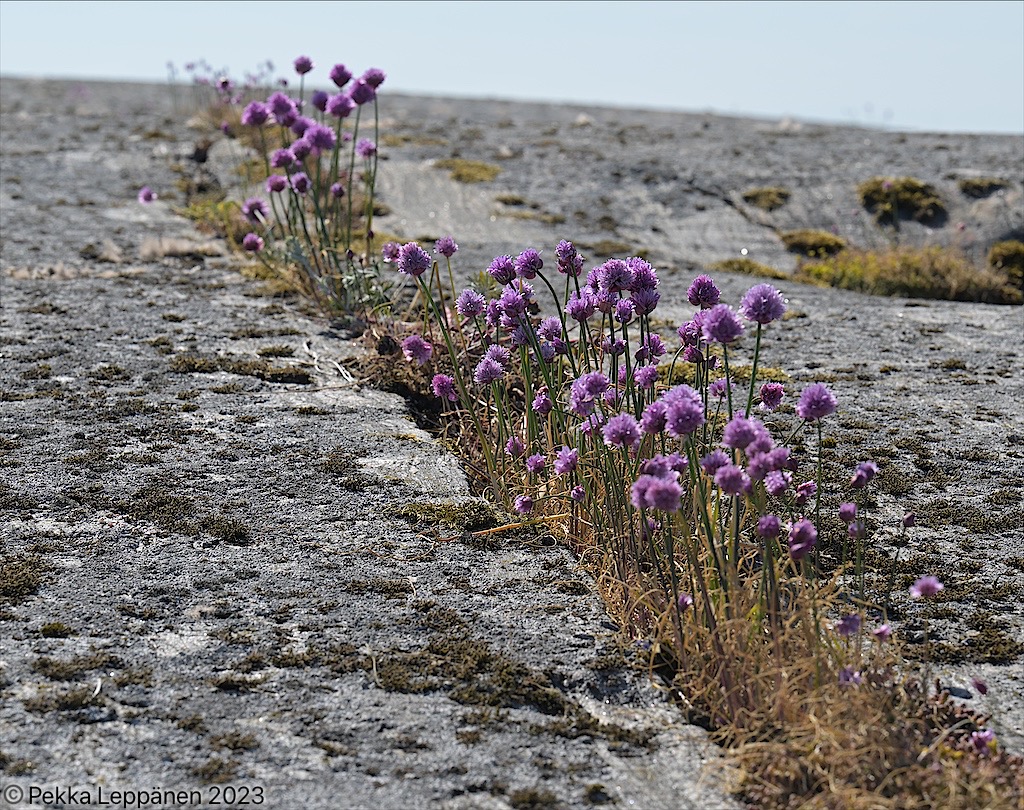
[
  {"xmin": 757, "ymin": 514, "xmax": 781, "ymax": 538},
  {"xmin": 532, "ymin": 390, "xmax": 553, "ymax": 416},
  {"xmin": 431, "ymin": 374, "xmax": 457, "ymax": 401},
  {"xmin": 513, "ymin": 495, "xmax": 533, "ymax": 514},
  {"xmin": 505, "ymin": 435, "xmax": 526, "ymax": 458},
  {"xmin": 765, "ymin": 470, "xmax": 791, "ymax": 497},
  {"xmin": 910, "ymin": 575, "xmax": 943, "ymax": 599},
  {"xmin": 631, "ymin": 474, "xmax": 683, "ymax": 512},
  {"xmin": 722, "ymin": 416, "xmax": 760, "ymax": 450},
  {"xmin": 434, "ymin": 236, "xmax": 458, "ymax": 258},
  {"xmin": 293, "ymin": 55, "xmax": 314, "ymax": 75},
  {"xmin": 758, "ymin": 382, "xmax": 785, "ymax": 412},
  {"xmin": 839, "ymin": 502, "xmax": 857, "ymax": 523},
  {"xmin": 242, "ymin": 233, "xmax": 264, "ymax": 252},
  {"xmin": 796, "ymin": 383, "xmax": 837, "ymax": 421},
  {"xmin": 903, "ymin": 512, "xmax": 916, "ymax": 528},
  {"xmin": 241, "ymin": 101, "xmax": 270, "ymax": 126},
  {"xmin": 474, "ymin": 357, "xmax": 504, "ymax": 385},
  {"xmin": 635, "ymin": 365, "xmax": 659, "ymax": 390},
  {"xmin": 241, "ymin": 197, "xmax": 269, "ymax": 224},
  {"xmin": 526, "ymin": 454, "xmax": 546, "ymax": 474},
  {"xmin": 570, "ymin": 485, "xmax": 585, "ymax": 502},
  {"xmin": 488, "ymin": 254, "xmax": 516, "ymax": 285},
  {"xmin": 356, "ymin": 138, "xmax": 377, "ymax": 159},
  {"xmin": 329, "ymin": 64, "xmax": 352, "ymax": 88},
  {"xmin": 349, "ymin": 78, "xmax": 375, "ymax": 105},
  {"xmin": 700, "ymin": 450, "xmax": 731, "ymax": 476},
  {"xmin": 739, "ymin": 283, "xmax": 787, "ymax": 324},
  {"xmin": 327, "ymin": 93, "xmax": 355, "ymax": 119},
  {"xmin": 702, "ymin": 304, "xmax": 745, "ymax": 344},
  {"xmin": 715, "ymin": 464, "xmax": 749, "ymax": 496},
  {"xmin": 850, "ymin": 460, "xmax": 879, "ymax": 489},
  {"xmin": 794, "ymin": 480, "xmax": 817, "ymax": 507},
  {"xmin": 640, "ymin": 400, "xmax": 668, "ymax": 434},
  {"xmin": 362, "ymin": 67, "xmax": 386, "ymax": 88},
  {"xmin": 839, "ymin": 667, "xmax": 862, "ymax": 688},
  {"xmin": 971, "ymin": 729, "xmax": 996, "ymax": 755},
  {"xmin": 836, "ymin": 613, "xmax": 861, "ymax": 637},
  {"xmin": 381, "ymin": 242, "xmax": 401, "ymax": 263},
  {"xmin": 455, "ymin": 289, "xmax": 485, "ymax": 318},
  {"xmin": 971, "ymin": 677, "xmax": 988, "ymax": 695},
  {"xmin": 677, "ymin": 593, "xmax": 694, "ymax": 610},
  {"xmin": 310, "ymin": 90, "xmax": 329, "ymax": 112},
  {"xmin": 270, "ymin": 148, "xmax": 295, "ymax": 168},
  {"xmin": 266, "ymin": 174, "xmax": 288, "ymax": 194},
  {"xmin": 872, "ymin": 624, "xmax": 892, "ymax": 642},
  {"xmin": 330, "ymin": 182, "xmax": 345, "ymax": 199},
  {"xmin": 397, "ymin": 242, "xmax": 431, "ymax": 277},
  {"xmin": 401, "ymin": 335, "xmax": 432, "ymax": 365},
  {"xmin": 515, "ymin": 248, "xmax": 543, "ymax": 278},
  {"xmin": 554, "ymin": 446, "xmax": 578, "ymax": 475},
  {"xmin": 603, "ymin": 413, "xmax": 641, "ymax": 450},
  {"xmin": 788, "ymin": 519, "xmax": 817, "ymax": 560},
  {"xmin": 137, "ymin": 186, "xmax": 157, "ymax": 204},
  {"xmin": 687, "ymin": 274, "xmax": 721, "ymax": 308},
  {"xmin": 290, "ymin": 172, "xmax": 311, "ymax": 194}
]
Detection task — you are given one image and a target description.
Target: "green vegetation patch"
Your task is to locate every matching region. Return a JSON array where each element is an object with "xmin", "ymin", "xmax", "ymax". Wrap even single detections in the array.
[
  {"xmin": 1, "ymin": 552, "xmax": 48, "ymax": 606},
  {"xmin": 857, "ymin": 176, "xmax": 947, "ymax": 226},
  {"xmin": 780, "ymin": 229, "xmax": 847, "ymax": 257},
  {"xmin": 988, "ymin": 240, "xmax": 1024, "ymax": 291},
  {"xmin": 389, "ymin": 500, "xmax": 504, "ymax": 533},
  {"xmin": 434, "ymin": 158, "xmax": 502, "ymax": 183},
  {"xmin": 957, "ymin": 176, "xmax": 1009, "ymax": 198},
  {"xmin": 742, "ymin": 186, "xmax": 790, "ymax": 211},
  {"xmin": 709, "ymin": 258, "xmax": 788, "ymax": 280},
  {"xmin": 169, "ymin": 353, "xmax": 312, "ymax": 384}
]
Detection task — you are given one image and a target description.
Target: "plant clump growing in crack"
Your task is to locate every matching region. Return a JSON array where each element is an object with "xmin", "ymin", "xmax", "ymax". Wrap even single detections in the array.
[
  {"xmin": 857, "ymin": 176, "xmax": 947, "ymax": 226},
  {"xmin": 742, "ymin": 186, "xmax": 790, "ymax": 211}
]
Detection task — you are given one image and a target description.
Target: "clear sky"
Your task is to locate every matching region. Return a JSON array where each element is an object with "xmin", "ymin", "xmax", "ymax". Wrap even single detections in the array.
[{"xmin": 1, "ymin": 0, "xmax": 1022, "ymax": 134}]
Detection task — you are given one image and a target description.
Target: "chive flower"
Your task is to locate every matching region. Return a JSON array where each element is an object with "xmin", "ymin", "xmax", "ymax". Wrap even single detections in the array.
[
  {"xmin": 474, "ymin": 357, "xmax": 504, "ymax": 385},
  {"xmin": 635, "ymin": 365, "xmax": 659, "ymax": 390},
  {"xmin": 241, "ymin": 197, "xmax": 269, "ymax": 224},
  {"xmin": 687, "ymin": 274, "xmax": 720, "ymax": 308},
  {"xmin": 290, "ymin": 172, "xmax": 310, "ymax": 194},
  {"xmin": 554, "ymin": 446, "xmax": 578, "ymax": 475},
  {"xmin": 266, "ymin": 175, "xmax": 288, "ymax": 194},
  {"xmin": 526, "ymin": 454, "xmax": 546, "ymax": 474},
  {"xmin": 603, "ymin": 413, "xmax": 641, "ymax": 450},
  {"xmin": 839, "ymin": 502, "xmax": 857, "ymax": 522},
  {"xmin": 310, "ymin": 90, "xmax": 329, "ymax": 112},
  {"xmin": 435, "ymin": 236, "xmax": 458, "ymax": 258},
  {"xmin": 532, "ymin": 390, "xmax": 553, "ymax": 416},
  {"xmin": 758, "ymin": 382, "xmax": 785, "ymax": 412},
  {"xmin": 909, "ymin": 575, "xmax": 943, "ymax": 599},
  {"xmin": 241, "ymin": 101, "xmax": 270, "ymax": 127},
  {"xmin": 293, "ymin": 55, "xmax": 314, "ymax": 75},
  {"xmin": 455, "ymin": 289, "xmax": 485, "ymax": 317},
  {"xmin": 488, "ymin": 255, "xmax": 516, "ymax": 285},
  {"xmin": 515, "ymin": 249, "xmax": 543, "ymax": 278},
  {"xmin": 349, "ymin": 79, "xmax": 375, "ymax": 105},
  {"xmin": 757, "ymin": 515, "xmax": 781, "ymax": 538},
  {"xmin": 631, "ymin": 474, "xmax": 683, "ymax": 512},
  {"xmin": 796, "ymin": 383, "xmax": 837, "ymax": 421},
  {"xmin": 431, "ymin": 374, "xmax": 457, "ymax": 402},
  {"xmin": 329, "ymin": 64, "xmax": 353, "ymax": 88},
  {"xmin": 327, "ymin": 93, "xmax": 355, "ymax": 119},
  {"xmin": 714, "ymin": 464, "xmax": 749, "ymax": 496},
  {"xmin": 701, "ymin": 304, "xmax": 744, "ymax": 344},
  {"xmin": 505, "ymin": 435, "xmax": 526, "ymax": 458},
  {"xmin": 836, "ymin": 614, "xmax": 861, "ymax": 637},
  {"xmin": 739, "ymin": 283, "xmax": 786, "ymax": 324},
  {"xmin": 397, "ymin": 242, "xmax": 431, "ymax": 277},
  {"xmin": 330, "ymin": 182, "xmax": 345, "ymax": 199},
  {"xmin": 356, "ymin": 138, "xmax": 377, "ymax": 159},
  {"xmin": 381, "ymin": 242, "xmax": 401, "ymax": 263},
  {"xmin": 850, "ymin": 460, "xmax": 879, "ymax": 489},
  {"xmin": 788, "ymin": 519, "xmax": 817, "ymax": 560},
  {"xmin": 242, "ymin": 233, "xmax": 264, "ymax": 252},
  {"xmin": 401, "ymin": 335, "xmax": 432, "ymax": 365},
  {"xmin": 362, "ymin": 68, "xmax": 386, "ymax": 88}
]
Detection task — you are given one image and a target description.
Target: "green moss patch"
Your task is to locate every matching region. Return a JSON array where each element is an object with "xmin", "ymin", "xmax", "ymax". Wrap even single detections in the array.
[
  {"xmin": 780, "ymin": 229, "xmax": 847, "ymax": 257},
  {"xmin": 742, "ymin": 187, "xmax": 790, "ymax": 211},
  {"xmin": 434, "ymin": 158, "xmax": 502, "ymax": 183},
  {"xmin": 169, "ymin": 354, "xmax": 312, "ymax": 384},
  {"xmin": 0, "ymin": 552, "xmax": 48, "ymax": 606},
  {"xmin": 857, "ymin": 176, "xmax": 947, "ymax": 226},
  {"xmin": 988, "ymin": 240, "xmax": 1024, "ymax": 291},
  {"xmin": 957, "ymin": 177, "xmax": 1009, "ymax": 198},
  {"xmin": 389, "ymin": 500, "xmax": 504, "ymax": 533}
]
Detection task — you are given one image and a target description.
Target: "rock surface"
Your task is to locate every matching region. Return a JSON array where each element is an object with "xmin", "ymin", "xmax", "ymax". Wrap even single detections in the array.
[{"xmin": 1, "ymin": 78, "xmax": 1022, "ymax": 808}]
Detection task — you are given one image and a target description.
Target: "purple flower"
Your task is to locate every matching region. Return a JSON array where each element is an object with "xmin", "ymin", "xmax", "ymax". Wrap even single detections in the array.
[
  {"xmin": 488, "ymin": 255, "xmax": 516, "ymax": 285},
  {"xmin": 505, "ymin": 435, "xmax": 526, "ymax": 458},
  {"xmin": 687, "ymin": 274, "xmax": 721, "ymax": 308},
  {"xmin": 910, "ymin": 575, "xmax": 943, "ymax": 599},
  {"xmin": 356, "ymin": 138, "xmax": 377, "ymax": 159},
  {"xmin": 872, "ymin": 624, "xmax": 892, "ymax": 642},
  {"xmin": 631, "ymin": 474, "xmax": 683, "ymax": 512},
  {"xmin": 764, "ymin": 470, "xmax": 791, "ymax": 497},
  {"xmin": 513, "ymin": 495, "xmax": 533, "ymax": 514},
  {"xmin": 532, "ymin": 390, "xmax": 553, "ymax": 416},
  {"xmin": 137, "ymin": 186, "xmax": 157, "ymax": 204},
  {"xmin": 903, "ymin": 512, "xmax": 916, "ymax": 528},
  {"xmin": 702, "ymin": 304, "xmax": 745, "ymax": 344},
  {"xmin": 614, "ymin": 299, "xmax": 634, "ymax": 324},
  {"xmin": 848, "ymin": 520, "xmax": 865, "ymax": 540},
  {"xmin": 569, "ymin": 372, "xmax": 609, "ymax": 417},
  {"xmin": 971, "ymin": 729, "xmax": 996, "ymax": 755},
  {"xmin": 631, "ymin": 288, "xmax": 660, "ymax": 315},
  {"xmin": 758, "ymin": 382, "xmax": 785, "ymax": 412},
  {"xmin": 330, "ymin": 182, "xmax": 345, "ymax": 199},
  {"xmin": 677, "ymin": 593, "xmax": 694, "ymax": 610},
  {"xmin": 241, "ymin": 197, "xmax": 269, "ymax": 224},
  {"xmin": 757, "ymin": 515, "xmax": 781, "ymax": 538},
  {"xmin": 663, "ymin": 386, "xmax": 705, "ymax": 437},
  {"xmin": 714, "ymin": 464, "xmax": 749, "ymax": 496},
  {"xmin": 290, "ymin": 138, "xmax": 312, "ymax": 161},
  {"xmin": 796, "ymin": 383, "xmax": 837, "ymax": 421},
  {"xmin": 291, "ymin": 116, "xmax": 315, "ymax": 137},
  {"xmin": 597, "ymin": 259, "xmax": 634, "ymax": 293},
  {"xmin": 570, "ymin": 485, "xmax": 585, "ymax": 502},
  {"xmin": 627, "ymin": 257, "xmax": 658, "ymax": 291},
  {"xmin": 526, "ymin": 454, "xmax": 546, "ymax": 474},
  {"xmin": 401, "ymin": 335, "xmax": 432, "ymax": 365},
  {"xmin": 270, "ymin": 148, "xmax": 295, "ymax": 169},
  {"xmin": 722, "ymin": 416, "xmax": 760, "ymax": 450},
  {"xmin": 739, "ymin": 283, "xmax": 787, "ymax": 324},
  {"xmin": 836, "ymin": 613, "xmax": 861, "ymax": 637},
  {"xmin": 971, "ymin": 676, "xmax": 988, "ymax": 696},
  {"xmin": 327, "ymin": 93, "xmax": 355, "ymax": 119},
  {"xmin": 850, "ymin": 460, "xmax": 879, "ymax": 489},
  {"xmin": 241, "ymin": 101, "xmax": 270, "ymax": 127},
  {"xmin": 839, "ymin": 667, "xmax": 862, "ymax": 688},
  {"xmin": 565, "ymin": 290, "xmax": 596, "ymax": 322},
  {"xmin": 556, "ymin": 240, "xmax": 584, "ymax": 277},
  {"xmin": 290, "ymin": 172, "xmax": 311, "ymax": 194},
  {"xmin": 603, "ymin": 413, "xmax": 641, "ymax": 450},
  {"xmin": 515, "ymin": 248, "xmax": 543, "ymax": 278},
  {"xmin": 794, "ymin": 480, "xmax": 817, "ymax": 507},
  {"xmin": 484, "ymin": 344, "xmax": 511, "ymax": 369},
  {"xmin": 381, "ymin": 242, "xmax": 401, "ymax": 263},
  {"xmin": 455, "ymin": 289, "xmax": 485, "ymax": 318},
  {"xmin": 839, "ymin": 502, "xmax": 857, "ymax": 523},
  {"xmin": 473, "ymin": 357, "xmax": 504, "ymax": 385},
  {"xmin": 434, "ymin": 236, "xmax": 458, "ymax": 258},
  {"xmin": 349, "ymin": 78, "xmax": 375, "ymax": 105},
  {"xmin": 266, "ymin": 175, "xmax": 288, "ymax": 194},
  {"xmin": 329, "ymin": 64, "xmax": 353, "ymax": 88},
  {"xmin": 708, "ymin": 377, "xmax": 731, "ymax": 400},
  {"xmin": 635, "ymin": 365, "xmax": 659, "ymax": 390},
  {"xmin": 267, "ymin": 91, "xmax": 298, "ymax": 126},
  {"xmin": 242, "ymin": 233, "xmax": 264, "ymax": 252},
  {"xmin": 554, "ymin": 446, "xmax": 578, "ymax": 475},
  {"xmin": 788, "ymin": 518, "xmax": 817, "ymax": 560},
  {"xmin": 700, "ymin": 450, "xmax": 730, "ymax": 476},
  {"xmin": 293, "ymin": 55, "xmax": 314, "ymax": 75},
  {"xmin": 640, "ymin": 400, "xmax": 668, "ymax": 434},
  {"xmin": 306, "ymin": 124, "xmax": 336, "ymax": 152},
  {"xmin": 362, "ymin": 68, "xmax": 386, "ymax": 88},
  {"xmin": 310, "ymin": 90, "xmax": 329, "ymax": 112},
  {"xmin": 431, "ymin": 374, "xmax": 457, "ymax": 401},
  {"xmin": 397, "ymin": 242, "xmax": 431, "ymax": 277}
]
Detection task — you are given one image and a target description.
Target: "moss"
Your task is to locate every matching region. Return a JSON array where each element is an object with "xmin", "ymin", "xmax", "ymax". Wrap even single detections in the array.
[
  {"xmin": 19, "ymin": 363, "xmax": 52, "ymax": 380},
  {"xmin": 499, "ymin": 209, "xmax": 567, "ymax": 225},
  {"xmin": 958, "ymin": 177, "xmax": 1008, "ymax": 198},
  {"xmin": 742, "ymin": 186, "xmax": 791, "ymax": 211},
  {"xmin": 199, "ymin": 515, "xmax": 252, "ymax": 546},
  {"xmin": 857, "ymin": 176, "xmax": 947, "ymax": 226},
  {"xmin": 389, "ymin": 500, "xmax": 504, "ymax": 533},
  {"xmin": 321, "ymin": 448, "xmax": 372, "ymax": 491},
  {"xmin": 988, "ymin": 240, "xmax": 1024, "ymax": 291},
  {"xmin": 210, "ymin": 672, "xmax": 265, "ymax": 692},
  {"xmin": 40, "ymin": 622, "xmax": 75, "ymax": 638},
  {"xmin": 0, "ymin": 552, "xmax": 47, "ymax": 605},
  {"xmin": 584, "ymin": 784, "xmax": 613, "ymax": 805},
  {"xmin": 33, "ymin": 652, "xmax": 120, "ymax": 680},
  {"xmin": 708, "ymin": 258, "xmax": 788, "ymax": 280},
  {"xmin": 170, "ymin": 354, "xmax": 312, "ymax": 384},
  {"xmin": 508, "ymin": 788, "xmax": 559, "ymax": 809},
  {"xmin": 87, "ymin": 364, "xmax": 131, "ymax": 382},
  {"xmin": 193, "ymin": 757, "xmax": 239, "ymax": 784},
  {"xmin": 161, "ymin": 312, "xmax": 186, "ymax": 323},
  {"xmin": 179, "ymin": 199, "xmax": 248, "ymax": 247},
  {"xmin": 23, "ymin": 685, "xmax": 96, "ymax": 713},
  {"xmin": 496, "ymin": 193, "xmax": 526, "ymax": 206},
  {"xmin": 256, "ymin": 344, "xmax": 294, "ymax": 358},
  {"xmin": 294, "ymin": 405, "xmax": 330, "ymax": 416},
  {"xmin": 434, "ymin": 158, "xmax": 501, "ymax": 183},
  {"xmin": 210, "ymin": 732, "xmax": 259, "ymax": 751},
  {"xmin": 344, "ymin": 578, "xmax": 414, "ymax": 599},
  {"xmin": 780, "ymin": 229, "xmax": 847, "ymax": 257},
  {"xmin": 230, "ymin": 326, "xmax": 302, "ymax": 339}
]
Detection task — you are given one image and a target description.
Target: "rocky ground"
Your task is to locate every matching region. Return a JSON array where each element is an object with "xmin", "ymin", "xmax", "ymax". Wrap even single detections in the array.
[{"xmin": 1, "ymin": 77, "xmax": 1022, "ymax": 809}]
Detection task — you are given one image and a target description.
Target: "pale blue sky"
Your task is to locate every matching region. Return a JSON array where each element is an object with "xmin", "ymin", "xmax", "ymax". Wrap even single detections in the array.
[{"xmin": 1, "ymin": 0, "xmax": 1022, "ymax": 134}]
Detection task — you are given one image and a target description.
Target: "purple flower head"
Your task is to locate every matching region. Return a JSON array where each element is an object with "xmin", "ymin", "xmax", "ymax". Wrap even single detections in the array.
[
  {"xmin": 474, "ymin": 357, "xmax": 504, "ymax": 385},
  {"xmin": 513, "ymin": 495, "xmax": 533, "ymax": 515},
  {"xmin": 569, "ymin": 372, "xmax": 609, "ymax": 417},
  {"xmin": 556, "ymin": 240, "xmax": 584, "ymax": 276},
  {"xmin": 836, "ymin": 613, "xmax": 861, "ymax": 637},
  {"xmin": 515, "ymin": 248, "xmax": 543, "ymax": 278},
  {"xmin": 484, "ymin": 344, "xmax": 512, "ymax": 369},
  {"xmin": 381, "ymin": 242, "xmax": 401, "ymax": 263},
  {"xmin": 532, "ymin": 317, "xmax": 559, "ymax": 343},
  {"xmin": 794, "ymin": 480, "xmax": 817, "ymax": 507},
  {"xmin": 242, "ymin": 233, "xmax": 264, "ymax": 252},
  {"xmin": 241, "ymin": 101, "xmax": 270, "ymax": 127},
  {"xmin": 329, "ymin": 64, "xmax": 353, "ymax": 88},
  {"xmin": 971, "ymin": 677, "xmax": 988, "ymax": 696},
  {"xmin": 349, "ymin": 78, "xmax": 375, "ymax": 105},
  {"xmin": 758, "ymin": 382, "xmax": 785, "ymax": 412},
  {"xmin": 631, "ymin": 473, "xmax": 683, "ymax": 512},
  {"xmin": 597, "ymin": 259, "xmax": 634, "ymax": 293},
  {"xmin": 293, "ymin": 55, "xmax": 314, "ymax": 75},
  {"xmin": 722, "ymin": 416, "xmax": 761, "ymax": 451},
  {"xmin": 739, "ymin": 283, "xmax": 787, "ymax": 324},
  {"xmin": 635, "ymin": 365, "xmax": 660, "ymax": 390},
  {"xmin": 526, "ymin": 454, "xmax": 546, "ymax": 474},
  {"xmin": 903, "ymin": 512, "xmax": 916, "ymax": 528},
  {"xmin": 788, "ymin": 518, "xmax": 817, "ymax": 560},
  {"xmin": 702, "ymin": 304, "xmax": 745, "ymax": 344},
  {"xmin": 971, "ymin": 729, "xmax": 996, "ymax": 756},
  {"xmin": 764, "ymin": 470, "xmax": 791, "ymax": 497},
  {"xmin": 330, "ymin": 182, "xmax": 345, "ymax": 199},
  {"xmin": 687, "ymin": 274, "xmax": 721, "ymax": 308},
  {"xmin": 291, "ymin": 115, "xmax": 315, "ymax": 137},
  {"xmin": 290, "ymin": 172, "xmax": 311, "ymax": 194},
  {"xmin": 327, "ymin": 93, "xmax": 355, "ymax": 119},
  {"xmin": 310, "ymin": 90, "xmax": 329, "ymax": 112},
  {"xmin": 627, "ymin": 257, "xmax": 658, "ymax": 292},
  {"xmin": 505, "ymin": 435, "xmax": 526, "ymax": 458},
  {"xmin": 603, "ymin": 413, "xmax": 641, "ymax": 450},
  {"xmin": 554, "ymin": 446, "xmax": 578, "ymax": 476},
  {"xmin": 241, "ymin": 197, "xmax": 269, "ymax": 224},
  {"xmin": 397, "ymin": 242, "xmax": 431, "ymax": 277},
  {"xmin": 532, "ymin": 390, "xmax": 553, "ymax": 416},
  {"xmin": 839, "ymin": 502, "xmax": 857, "ymax": 523},
  {"xmin": 631, "ymin": 288, "xmax": 660, "ymax": 315},
  {"xmin": 677, "ymin": 593, "xmax": 694, "ymax": 611},
  {"xmin": 796, "ymin": 383, "xmax": 837, "ymax": 421},
  {"xmin": 613, "ymin": 299, "xmax": 634, "ymax": 325},
  {"xmin": 270, "ymin": 148, "xmax": 295, "ymax": 169},
  {"xmin": 362, "ymin": 67, "xmax": 386, "ymax": 88},
  {"xmin": 565, "ymin": 290, "xmax": 596, "ymax": 322},
  {"xmin": 636, "ymin": 335, "xmax": 666, "ymax": 364},
  {"xmin": 455, "ymin": 289, "xmax": 485, "ymax": 318},
  {"xmin": 640, "ymin": 400, "xmax": 668, "ymax": 434},
  {"xmin": 700, "ymin": 450, "xmax": 730, "ymax": 476},
  {"xmin": 137, "ymin": 186, "xmax": 157, "ymax": 204},
  {"xmin": 757, "ymin": 515, "xmax": 781, "ymax": 539},
  {"xmin": 848, "ymin": 520, "xmax": 866, "ymax": 540},
  {"xmin": 356, "ymin": 138, "xmax": 377, "ymax": 159},
  {"xmin": 715, "ymin": 464, "xmax": 749, "ymax": 497},
  {"xmin": 488, "ymin": 254, "xmax": 516, "ymax": 285},
  {"xmin": 839, "ymin": 667, "xmax": 863, "ymax": 688},
  {"xmin": 910, "ymin": 575, "xmax": 943, "ymax": 600},
  {"xmin": 401, "ymin": 335, "xmax": 432, "ymax": 365},
  {"xmin": 872, "ymin": 624, "xmax": 892, "ymax": 642},
  {"xmin": 306, "ymin": 124, "xmax": 336, "ymax": 152},
  {"xmin": 640, "ymin": 455, "xmax": 673, "ymax": 478},
  {"xmin": 707, "ymin": 377, "xmax": 730, "ymax": 400},
  {"xmin": 850, "ymin": 460, "xmax": 879, "ymax": 489},
  {"xmin": 434, "ymin": 236, "xmax": 458, "ymax": 258},
  {"xmin": 290, "ymin": 138, "xmax": 312, "ymax": 161},
  {"xmin": 431, "ymin": 374, "xmax": 457, "ymax": 402},
  {"xmin": 570, "ymin": 485, "xmax": 586, "ymax": 502},
  {"xmin": 266, "ymin": 174, "xmax": 288, "ymax": 194},
  {"xmin": 267, "ymin": 91, "xmax": 298, "ymax": 125}
]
